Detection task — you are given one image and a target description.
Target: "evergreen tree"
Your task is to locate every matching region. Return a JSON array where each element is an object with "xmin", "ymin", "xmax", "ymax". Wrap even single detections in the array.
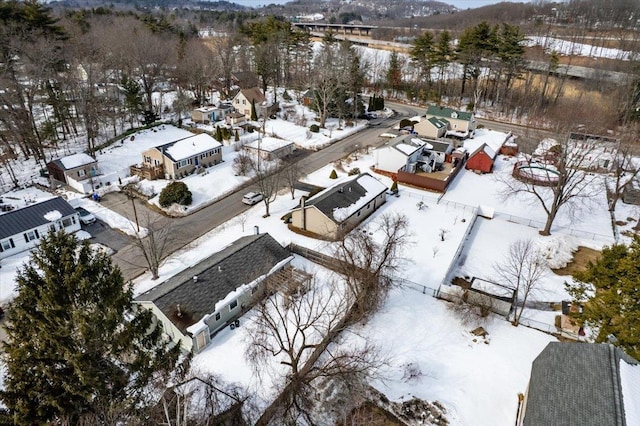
[
  {"xmin": 386, "ymin": 51, "xmax": 403, "ymax": 97},
  {"xmin": 215, "ymin": 125, "xmax": 223, "ymax": 142},
  {"xmin": 121, "ymin": 75, "xmax": 144, "ymax": 128},
  {"xmin": 235, "ymin": 129, "xmax": 240, "ymax": 142},
  {"xmin": 0, "ymin": 231, "xmax": 186, "ymax": 424},
  {"xmin": 250, "ymin": 98, "xmax": 258, "ymax": 121},
  {"xmin": 567, "ymin": 237, "xmax": 640, "ymax": 359}
]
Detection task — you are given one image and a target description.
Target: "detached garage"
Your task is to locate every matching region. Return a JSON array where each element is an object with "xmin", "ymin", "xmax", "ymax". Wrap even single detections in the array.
[{"xmin": 466, "ymin": 143, "xmax": 497, "ymax": 173}]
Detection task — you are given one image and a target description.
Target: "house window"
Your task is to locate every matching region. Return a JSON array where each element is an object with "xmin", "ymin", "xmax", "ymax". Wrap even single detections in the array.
[
  {"xmin": 177, "ymin": 159, "xmax": 190, "ymax": 168},
  {"xmin": 50, "ymin": 224, "xmax": 56, "ymax": 232},
  {"xmin": 367, "ymin": 203, "xmax": 371, "ymax": 209},
  {"xmin": 0, "ymin": 238, "xmax": 15, "ymax": 252},
  {"xmin": 215, "ymin": 312, "xmax": 221, "ymax": 321},
  {"xmin": 62, "ymin": 217, "xmax": 74, "ymax": 227},
  {"xmin": 144, "ymin": 156, "xmax": 151, "ymax": 163},
  {"xmin": 24, "ymin": 230, "xmax": 38, "ymax": 242},
  {"xmin": 242, "ymin": 99, "xmax": 246, "ymax": 105},
  {"xmin": 229, "ymin": 300, "xmax": 238, "ymax": 311},
  {"xmin": 78, "ymin": 169, "xmax": 86, "ymax": 177}
]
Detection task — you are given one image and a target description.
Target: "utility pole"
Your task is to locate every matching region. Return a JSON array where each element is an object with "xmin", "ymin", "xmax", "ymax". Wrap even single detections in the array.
[{"xmin": 124, "ymin": 184, "xmax": 140, "ymax": 233}]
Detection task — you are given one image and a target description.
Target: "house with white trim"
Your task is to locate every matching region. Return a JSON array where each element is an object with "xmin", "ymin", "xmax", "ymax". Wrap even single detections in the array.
[
  {"xmin": 0, "ymin": 197, "xmax": 80, "ymax": 260},
  {"xmin": 289, "ymin": 173, "xmax": 388, "ymax": 240},
  {"xmin": 135, "ymin": 233, "xmax": 292, "ymax": 353},
  {"xmin": 244, "ymin": 136, "xmax": 295, "ymax": 161},
  {"xmin": 138, "ymin": 133, "xmax": 223, "ymax": 180}
]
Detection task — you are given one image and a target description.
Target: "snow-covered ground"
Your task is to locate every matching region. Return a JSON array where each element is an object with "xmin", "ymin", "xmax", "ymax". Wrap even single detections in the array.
[
  {"xmin": 0, "ymin": 123, "xmax": 635, "ymax": 424},
  {"xmin": 525, "ymin": 36, "xmax": 638, "ymax": 61}
]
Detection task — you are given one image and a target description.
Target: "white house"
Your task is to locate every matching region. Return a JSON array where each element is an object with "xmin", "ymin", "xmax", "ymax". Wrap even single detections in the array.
[
  {"xmin": 374, "ymin": 135, "xmax": 425, "ymax": 173},
  {"xmin": 135, "ymin": 233, "xmax": 292, "ymax": 353},
  {"xmin": 0, "ymin": 197, "xmax": 80, "ymax": 260},
  {"xmin": 244, "ymin": 136, "xmax": 295, "ymax": 161}
]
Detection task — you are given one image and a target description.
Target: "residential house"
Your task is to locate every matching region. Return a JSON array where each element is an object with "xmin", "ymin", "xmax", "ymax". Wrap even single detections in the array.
[
  {"xmin": 290, "ymin": 173, "xmax": 387, "ymax": 240},
  {"xmin": 191, "ymin": 106, "xmax": 217, "ymax": 124},
  {"xmin": 301, "ymin": 89, "xmax": 314, "ymax": 106},
  {"xmin": 0, "ymin": 197, "xmax": 80, "ymax": 260},
  {"xmin": 517, "ymin": 342, "xmax": 640, "ymax": 426},
  {"xmin": 135, "ymin": 233, "xmax": 292, "ymax": 353},
  {"xmin": 47, "ymin": 153, "xmax": 100, "ymax": 192},
  {"xmin": 137, "ymin": 133, "xmax": 223, "ymax": 180},
  {"xmin": 191, "ymin": 103, "xmax": 235, "ymax": 124},
  {"xmin": 231, "ymin": 71, "xmax": 260, "ymax": 89},
  {"xmin": 374, "ymin": 135, "xmax": 425, "ymax": 175},
  {"xmin": 225, "ymin": 111, "xmax": 247, "ymax": 126},
  {"xmin": 244, "ymin": 137, "xmax": 295, "ymax": 161},
  {"xmin": 232, "ymin": 87, "xmax": 265, "ymax": 120},
  {"xmin": 414, "ymin": 106, "xmax": 476, "ymax": 139}
]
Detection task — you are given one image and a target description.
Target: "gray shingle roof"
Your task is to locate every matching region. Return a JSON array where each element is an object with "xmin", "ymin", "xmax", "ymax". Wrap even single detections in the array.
[
  {"xmin": 524, "ymin": 342, "xmax": 638, "ymax": 426},
  {"xmin": 302, "ymin": 173, "xmax": 387, "ymax": 223},
  {"xmin": 135, "ymin": 233, "xmax": 290, "ymax": 332},
  {"xmin": 0, "ymin": 197, "xmax": 77, "ymax": 240}
]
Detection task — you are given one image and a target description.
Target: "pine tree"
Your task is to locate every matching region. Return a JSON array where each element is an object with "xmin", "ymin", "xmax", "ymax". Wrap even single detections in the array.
[
  {"xmin": 0, "ymin": 231, "xmax": 187, "ymax": 424},
  {"xmin": 329, "ymin": 169, "xmax": 338, "ymax": 179},
  {"xmin": 567, "ymin": 237, "xmax": 640, "ymax": 359},
  {"xmin": 235, "ymin": 129, "xmax": 240, "ymax": 142},
  {"xmin": 215, "ymin": 125, "xmax": 223, "ymax": 142}
]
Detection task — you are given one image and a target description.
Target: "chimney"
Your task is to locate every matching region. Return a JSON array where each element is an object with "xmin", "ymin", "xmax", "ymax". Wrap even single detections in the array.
[
  {"xmin": 176, "ymin": 304, "xmax": 183, "ymax": 318},
  {"xmin": 301, "ymin": 197, "xmax": 307, "ymax": 230}
]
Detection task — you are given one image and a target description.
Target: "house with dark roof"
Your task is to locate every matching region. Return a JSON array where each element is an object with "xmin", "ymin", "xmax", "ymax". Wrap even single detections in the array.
[
  {"xmin": 414, "ymin": 105, "xmax": 476, "ymax": 139},
  {"xmin": 289, "ymin": 173, "xmax": 387, "ymax": 240},
  {"xmin": 517, "ymin": 342, "xmax": 640, "ymax": 426},
  {"xmin": 135, "ymin": 233, "xmax": 292, "ymax": 353},
  {"xmin": 0, "ymin": 197, "xmax": 80, "ymax": 260},
  {"xmin": 47, "ymin": 153, "xmax": 101, "ymax": 193},
  {"xmin": 137, "ymin": 133, "xmax": 223, "ymax": 180},
  {"xmin": 232, "ymin": 87, "xmax": 266, "ymax": 120}
]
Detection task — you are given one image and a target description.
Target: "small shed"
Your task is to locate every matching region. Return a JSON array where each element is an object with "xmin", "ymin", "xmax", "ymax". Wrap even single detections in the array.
[
  {"xmin": 466, "ymin": 143, "xmax": 496, "ymax": 173},
  {"xmin": 47, "ymin": 153, "xmax": 98, "ymax": 185}
]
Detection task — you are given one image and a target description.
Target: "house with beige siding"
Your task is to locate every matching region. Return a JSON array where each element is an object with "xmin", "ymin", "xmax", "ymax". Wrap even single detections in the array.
[
  {"xmin": 135, "ymin": 233, "xmax": 292, "ymax": 353},
  {"xmin": 244, "ymin": 136, "xmax": 295, "ymax": 161},
  {"xmin": 290, "ymin": 173, "xmax": 388, "ymax": 240},
  {"xmin": 414, "ymin": 106, "xmax": 476, "ymax": 139},
  {"xmin": 232, "ymin": 87, "xmax": 265, "ymax": 119},
  {"xmin": 139, "ymin": 133, "xmax": 223, "ymax": 180},
  {"xmin": 47, "ymin": 153, "xmax": 99, "ymax": 185}
]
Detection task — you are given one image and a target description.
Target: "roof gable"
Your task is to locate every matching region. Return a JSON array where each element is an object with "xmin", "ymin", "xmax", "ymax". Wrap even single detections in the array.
[
  {"xmin": 235, "ymin": 87, "xmax": 265, "ymax": 104},
  {"xmin": 303, "ymin": 173, "xmax": 387, "ymax": 223},
  {"xmin": 51, "ymin": 153, "xmax": 97, "ymax": 171},
  {"xmin": 0, "ymin": 197, "xmax": 77, "ymax": 240},
  {"xmin": 135, "ymin": 233, "xmax": 289, "ymax": 332},
  {"xmin": 426, "ymin": 105, "xmax": 473, "ymax": 122},
  {"xmin": 155, "ymin": 133, "xmax": 222, "ymax": 162},
  {"xmin": 524, "ymin": 342, "xmax": 638, "ymax": 426}
]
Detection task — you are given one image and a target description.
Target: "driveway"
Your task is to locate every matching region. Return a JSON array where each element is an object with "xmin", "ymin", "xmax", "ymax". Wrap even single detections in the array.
[{"xmin": 83, "ymin": 219, "xmax": 134, "ymax": 253}]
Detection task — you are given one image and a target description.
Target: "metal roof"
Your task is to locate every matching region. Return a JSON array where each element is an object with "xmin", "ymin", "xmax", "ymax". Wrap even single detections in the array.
[
  {"xmin": 426, "ymin": 105, "xmax": 473, "ymax": 122},
  {"xmin": 135, "ymin": 233, "xmax": 290, "ymax": 333},
  {"xmin": 0, "ymin": 197, "xmax": 77, "ymax": 240}
]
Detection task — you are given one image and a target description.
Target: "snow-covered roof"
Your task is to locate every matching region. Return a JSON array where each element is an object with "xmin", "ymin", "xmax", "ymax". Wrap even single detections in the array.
[
  {"xmin": 57, "ymin": 153, "xmax": 96, "ymax": 170},
  {"xmin": 300, "ymin": 173, "xmax": 387, "ymax": 224},
  {"xmin": 245, "ymin": 136, "xmax": 294, "ymax": 152},
  {"xmin": 159, "ymin": 134, "xmax": 222, "ymax": 162},
  {"xmin": 464, "ymin": 128, "xmax": 507, "ymax": 157},
  {"xmin": 0, "ymin": 197, "xmax": 76, "ymax": 240},
  {"xmin": 620, "ymin": 357, "xmax": 640, "ymax": 426}
]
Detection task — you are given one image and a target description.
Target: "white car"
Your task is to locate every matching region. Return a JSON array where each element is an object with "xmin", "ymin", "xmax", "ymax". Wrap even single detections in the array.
[
  {"xmin": 75, "ymin": 207, "xmax": 96, "ymax": 225},
  {"xmin": 242, "ymin": 192, "xmax": 264, "ymax": 205}
]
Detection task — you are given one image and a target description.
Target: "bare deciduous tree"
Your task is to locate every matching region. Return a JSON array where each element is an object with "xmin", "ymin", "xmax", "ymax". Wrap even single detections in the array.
[
  {"xmin": 499, "ymin": 131, "xmax": 602, "ymax": 236},
  {"xmin": 249, "ymin": 154, "xmax": 283, "ymax": 217},
  {"xmin": 281, "ymin": 158, "xmax": 305, "ymax": 200},
  {"xmin": 607, "ymin": 123, "xmax": 640, "ymax": 211},
  {"xmin": 493, "ymin": 238, "xmax": 548, "ymax": 326},
  {"xmin": 247, "ymin": 273, "xmax": 383, "ymax": 426},
  {"xmin": 130, "ymin": 212, "xmax": 175, "ymax": 280},
  {"xmin": 333, "ymin": 212, "xmax": 411, "ymax": 321}
]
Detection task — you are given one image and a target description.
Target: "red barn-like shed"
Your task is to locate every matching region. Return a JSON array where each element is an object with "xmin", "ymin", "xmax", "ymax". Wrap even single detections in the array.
[{"xmin": 466, "ymin": 143, "xmax": 496, "ymax": 173}]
